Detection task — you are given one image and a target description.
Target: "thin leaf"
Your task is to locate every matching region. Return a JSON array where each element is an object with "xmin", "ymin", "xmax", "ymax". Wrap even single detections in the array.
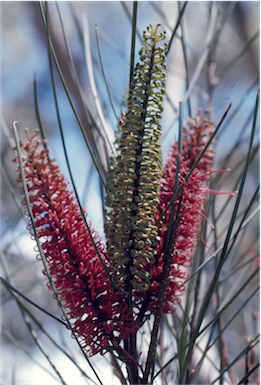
[
  {"xmin": 129, "ymin": 1, "xmax": 138, "ymax": 87},
  {"xmin": 0, "ymin": 163, "xmax": 25, "ymax": 225},
  {"xmin": 55, "ymin": 2, "xmax": 113, "ymax": 167},
  {"xmin": 216, "ymin": 77, "xmax": 259, "ymax": 141},
  {"xmin": 211, "ymin": 335, "xmax": 259, "ymax": 385},
  {"xmin": 199, "ymin": 286, "xmax": 259, "ymax": 366},
  {"xmin": 38, "ymin": 2, "xmax": 108, "ymax": 191},
  {"xmin": 18, "ymin": 300, "xmax": 69, "ymax": 385},
  {"xmin": 16, "ymin": 295, "xmax": 98, "ymax": 385},
  {"xmin": 153, "ymin": 266, "xmax": 259, "ymax": 382},
  {"xmin": 3, "ymin": 327, "xmax": 59, "ymax": 381},
  {"xmin": 166, "ymin": 1, "xmax": 188, "ymax": 56},
  {"xmin": 196, "ymin": 267, "xmax": 259, "ymax": 350},
  {"xmin": 181, "ymin": 3, "xmax": 218, "ymax": 105},
  {"xmin": 225, "ymin": 186, "xmax": 260, "ymax": 259},
  {"xmin": 219, "ymin": 30, "xmax": 259, "ymax": 78},
  {"xmin": 33, "ymin": 75, "xmax": 45, "ymax": 144},
  {"xmin": 1, "ymin": 277, "xmax": 66, "ymax": 326},
  {"xmin": 187, "ymin": 202, "xmax": 259, "ymax": 282},
  {"xmin": 82, "ymin": 14, "xmax": 116, "ymax": 158},
  {"xmin": 121, "ymin": 1, "xmax": 143, "ymax": 44},
  {"xmin": 238, "ymin": 362, "xmax": 260, "ymax": 385},
  {"xmin": 214, "ymin": 144, "xmax": 259, "ymax": 225},
  {"xmin": 95, "ymin": 25, "xmax": 118, "ymax": 121},
  {"xmin": 177, "ymin": 2, "xmax": 191, "ymax": 116},
  {"xmin": 219, "ymin": 252, "xmax": 259, "ymax": 285}
]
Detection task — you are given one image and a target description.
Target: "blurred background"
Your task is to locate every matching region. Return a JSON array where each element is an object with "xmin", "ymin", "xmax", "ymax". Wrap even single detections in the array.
[{"xmin": 1, "ymin": 2, "xmax": 259, "ymax": 384}]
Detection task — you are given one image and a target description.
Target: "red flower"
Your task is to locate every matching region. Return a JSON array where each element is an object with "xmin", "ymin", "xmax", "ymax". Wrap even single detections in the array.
[
  {"xmin": 145, "ymin": 111, "xmax": 231, "ymax": 313},
  {"xmin": 15, "ymin": 130, "xmax": 134, "ymax": 356}
]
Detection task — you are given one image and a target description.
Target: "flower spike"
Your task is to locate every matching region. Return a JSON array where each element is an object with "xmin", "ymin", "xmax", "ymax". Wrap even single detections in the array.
[
  {"xmin": 105, "ymin": 25, "xmax": 167, "ymax": 296},
  {"xmin": 144, "ymin": 111, "xmax": 231, "ymax": 313},
  {"xmin": 14, "ymin": 130, "xmax": 135, "ymax": 356}
]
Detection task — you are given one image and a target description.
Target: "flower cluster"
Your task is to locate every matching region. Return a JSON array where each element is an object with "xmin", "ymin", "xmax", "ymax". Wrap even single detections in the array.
[
  {"xmin": 15, "ymin": 108, "xmax": 227, "ymax": 355},
  {"xmin": 148, "ymin": 111, "xmax": 216, "ymax": 313},
  {"xmin": 14, "ymin": 130, "xmax": 134, "ymax": 356},
  {"xmin": 14, "ymin": 25, "xmax": 234, "ymax": 358}
]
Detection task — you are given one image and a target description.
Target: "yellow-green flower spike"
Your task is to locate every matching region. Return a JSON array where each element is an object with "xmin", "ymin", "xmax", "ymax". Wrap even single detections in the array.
[{"xmin": 105, "ymin": 24, "xmax": 167, "ymax": 297}]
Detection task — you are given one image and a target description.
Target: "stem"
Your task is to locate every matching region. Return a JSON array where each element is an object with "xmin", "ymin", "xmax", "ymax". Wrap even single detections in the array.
[{"xmin": 129, "ymin": 1, "xmax": 138, "ymax": 88}]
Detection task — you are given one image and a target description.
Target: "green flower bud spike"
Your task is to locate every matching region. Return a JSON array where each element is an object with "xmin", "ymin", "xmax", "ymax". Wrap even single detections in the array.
[{"xmin": 105, "ymin": 25, "xmax": 167, "ymax": 298}]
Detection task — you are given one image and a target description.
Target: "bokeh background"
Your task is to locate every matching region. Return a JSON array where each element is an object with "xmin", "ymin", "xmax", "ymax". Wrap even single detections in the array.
[{"xmin": 1, "ymin": 2, "xmax": 259, "ymax": 384}]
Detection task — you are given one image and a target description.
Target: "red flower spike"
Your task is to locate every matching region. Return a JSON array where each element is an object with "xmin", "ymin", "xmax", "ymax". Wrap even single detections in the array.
[
  {"xmin": 14, "ymin": 130, "xmax": 135, "ymax": 356},
  {"xmin": 145, "ymin": 111, "xmax": 234, "ymax": 314}
]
